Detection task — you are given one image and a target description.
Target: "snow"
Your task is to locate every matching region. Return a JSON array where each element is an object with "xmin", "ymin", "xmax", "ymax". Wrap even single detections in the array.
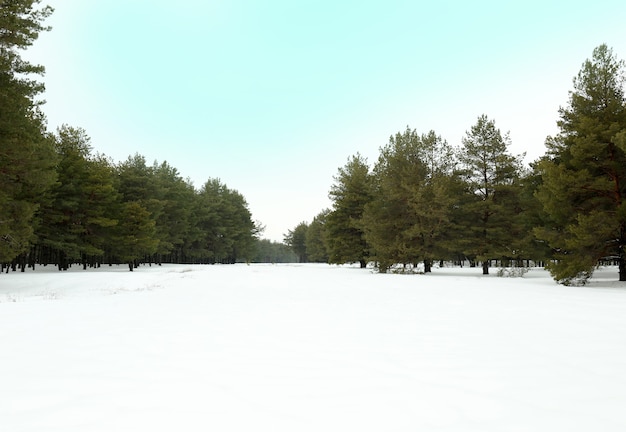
[{"xmin": 1, "ymin": 263, "xmax": 626, "ymax": 431}]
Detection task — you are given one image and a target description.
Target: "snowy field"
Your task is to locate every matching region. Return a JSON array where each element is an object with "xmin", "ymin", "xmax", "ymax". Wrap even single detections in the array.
[{"xmin": 1, "ymin": 263, "xmax": 626, "ymax": 431}]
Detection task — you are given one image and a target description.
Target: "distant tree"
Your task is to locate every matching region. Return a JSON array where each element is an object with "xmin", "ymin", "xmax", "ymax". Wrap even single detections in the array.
[
  {"xmin": 252, "ymin": 239, "xmax": 297, "ymax": 263},
  {"xmin": 116, "ymin": 154, "xmax": 159, "ymax": 204},
  {"xmin": 535, "ymin": 44, "xmax": 626, "ymax": 284},
  {"xmin": 150, "ymin": 161, "xmax": 196, "ymax": 263},
  {"xmin": 513, "ymin": 163, "xmax": 552, "ymax": 267},
  {"xmin": 221, "ymin": 186, "xmax": 259, "ymax": 263},
  {"xmin": 114, "ymin": 201, "xmax": 158, "ymax": 271},
  {"xmin": 457, "ymin": 115, "xmax": 525, "ymax": 275},
  {"xmin": 284, "ymin": 222, "xmax": 308, "ymax": 263},
  {"xmin": 195, "ymin": 178, "xmax": 258, "ymax": 263},
  {"xmin": 306, "ymin": 209, "xmax": 330, "ymax": 262},
  {"xmin": 326, "ymin": 154, "xmax": 372, "ymax": 268},
  {"xmin": 115, "ymin": 155, "xmax": 161, "ymax": 262}
]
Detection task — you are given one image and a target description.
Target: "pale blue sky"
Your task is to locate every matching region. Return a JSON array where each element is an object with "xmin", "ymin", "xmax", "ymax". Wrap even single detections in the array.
[{"xmin": 25, "ymin": 0, "xmax": 626, "ymax": 241}]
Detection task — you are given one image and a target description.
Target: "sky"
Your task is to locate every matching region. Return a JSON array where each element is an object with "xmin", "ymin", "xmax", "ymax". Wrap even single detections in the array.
[{"xmin": 23, "ymin": 0, "xmax": 626, "ymax": 241}]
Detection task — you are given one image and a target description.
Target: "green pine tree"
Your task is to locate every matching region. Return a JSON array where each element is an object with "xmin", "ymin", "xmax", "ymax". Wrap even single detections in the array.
[
  {"xmin": 362, "ymin": 128, "xmax": 459, "ymax": 272},
  {"xmin": 535, "ymin": 44, "xmax": 626, "ymax": 284},
  {"xmin": 326, "ymin": 154, "xmax": 372, "ymax": 267},
  {"xmin": 284, "ymin": 222, "xmax": 308, "ymax": 263},
  {"xmin": 305, "ymin": 209, "xmax": 330, "ymax": 263},
  {"xmin": 114, "ymin": 201, "xmax": 158, "ymax": 271},
  {"xmin": 362, "ymin": 128, "xmax": 427, "ymax": 272},
  {"xmin": 0, "ymin": 1, "xmax": 56, "ymax": 264},
  {"xmin": 457, "ymin": 115, "xmax": 525, "ymax": 275}
]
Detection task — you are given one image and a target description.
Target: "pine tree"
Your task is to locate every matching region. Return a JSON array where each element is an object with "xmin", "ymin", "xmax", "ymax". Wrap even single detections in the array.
[
  {"xmin": 194, "ymin": 178, "xmax": 257, "ymax": 264},
  {"xmin": 457, "ymin": 115, "xmax": 524, "ymax": 274},
  {"xmin": 326, "ymin": 154, "xmax": 372, "ymax": 267},
  {"xmin": 362, "ymin": 128, "xmax": 426, "ymax": 272},
  {"xmin": 535, "ymin": 45, "xmax": 626, "ymax": 284},
  {"xmin": 514, "ymin": 163, "xmax": 552, "ymax": 267},
  {"xmin": 251, "ymin": 238, "xmax": 297, "ymax": 263},
  {"xmin": 284, "ymin": 222, "xmax": 308, "ymax": 263},
  {"xmin": 36, "ymin": 126, "xmax": 118, "ymax": 269},
  {"xmin": 151, "ymin": 161, "xmax": 195, "ymax": 263},
  {"xmin": 362, "ymin": 128, "xmax": 459, "ymax": 272},
  {"xmin": 305, "ymin": 209, "xmax": 330, "ymax": 263},
  {"xmin": 403, "ymin": 131, "xmax": 458, "ymax": 272},
  {"xmin": 0, "ymin": 1, "xmax": 56, "ymax": 264},
  {"xmin": 114, "ymin": 201, "xmax": 158, "ymax": 271}
]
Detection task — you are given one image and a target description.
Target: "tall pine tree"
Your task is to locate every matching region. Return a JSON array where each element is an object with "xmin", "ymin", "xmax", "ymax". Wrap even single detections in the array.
[
  {"xmin": 326, "ymin": 154, "xmax": 372, "ymax": 268},
  {"xmin": 0, "ymin": 1, "xmax": 56, "ymax": 264},
  {"xmin": 457, "ymin": 115, "xmax": 524, "ymax": 274},
  {"xmin": 535, "ymin": 44, "xmax": 626, "ymax": 284}
]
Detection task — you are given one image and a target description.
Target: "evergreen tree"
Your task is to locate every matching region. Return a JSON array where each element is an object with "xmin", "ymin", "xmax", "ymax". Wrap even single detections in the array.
[
  {"xmin": 0, "ymin": 1, "xmax": 56, "ymax": 264},
  {"xmin": 115, "ymin": 154, "xmax": 162, "ymax": 262},
  {"xmin": 36, "ymin": 126, "xmax": 118, "ymax": 269},
  {"xmin": 326, "ymin": 154, "xmax": 372, "ymax": 267},
  {"xmin": 195, "ymin": 178, "xmax": 258, "ymax": 263},
  {"xmin": 535, "ymin": 45, "xmax": 626, "ymax": 284},
  {"xmin": 114, "ymin": 201, "xmax": 158, "ymax": 271},
  {"xmin": 362, "ymin": 128, "xmax": 426, "ymax": 272},
  {"xmin": 305, "ymin": 209, "xmax": 330, "ymax": 263},
  {"xmin": 151, "ymin": 161, "xmax": 195, "ymax": 263},
  {"xmin": 251, "ymin": 238, "xmax": 297, "ymax": 263},
  {"xmin": 362, "ymin": 128, "xmax": 458, "ymax": 272},
  {"xmin": 457, "ymin": 115, "xmax": 524, "ymax": 274},
  {"xmin": 403, "ymin": 131, "xmax": 458, "ymax": 272},
  {"xmin": 514, "ymin": 163, "xmax": 552, "ymax": 267},
  {"xmin": 221, "ymin": 186, "xmax": 258, "ymax": 263},
  {"xmin": 284, "ymin": 222, "xmax": 308, "ymax": 263}
]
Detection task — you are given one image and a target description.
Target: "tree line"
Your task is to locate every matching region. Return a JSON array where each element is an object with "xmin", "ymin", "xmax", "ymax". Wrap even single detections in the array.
[
  {"xmin": 286, "ymin": 44, "xmax": 626, "ymax": 285},
  {"xmin": 0, "ymin": 2, "xmax": 261, "ymax": 271}
]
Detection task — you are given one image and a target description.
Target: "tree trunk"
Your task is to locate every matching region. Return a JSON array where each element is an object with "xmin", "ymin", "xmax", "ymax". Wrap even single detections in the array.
[
  {"xmin": 482, "ymin": 260, "xmax": 489, "ymax": 275},
  {"xmin": 618, "ymin": 238, "xmax": 626, "ymax": 282},
  {"xmin": 618, "ymin": 223, "xmax": 626, "ymax": 282},
  {"xmin": 423, "ymin": 259, "xmax": 432, "ymax": 273},
  {"xmin": 58, "ymin": 251, "xmax": 68, "ymax": 271},
  {"xmin": 359, "ymin": 259, "xmax": 366, "ymax": 268}
]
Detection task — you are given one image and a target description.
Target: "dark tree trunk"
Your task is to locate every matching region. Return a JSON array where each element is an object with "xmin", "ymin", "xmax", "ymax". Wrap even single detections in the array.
[
  {"xmin": 423, "ymin": 259, "xmax": 432, "ymax": 273},
  {"xmin": 618, "ymin": 241, "xmax": 626, "ymax": 282},
  {"xmin": 58, "ymin": 251, "xmax": 68, "ymax": 271},
  {"xmin": 618, "ymin": 224, "xmax": 626, "ymax": 282},
  {"xmin": 482, "ymin": 260, "xmax": 489, "ymax": 275},
  {"xmin": 359, "ymin": 259, "xmax": 366, "ymax": 268}
]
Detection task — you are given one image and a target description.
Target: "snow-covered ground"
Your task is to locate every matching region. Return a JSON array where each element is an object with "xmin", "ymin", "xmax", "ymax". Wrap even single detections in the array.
[{"xmin": 1, "ymin": 263, "xmax": 626, "ymax": 431}]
